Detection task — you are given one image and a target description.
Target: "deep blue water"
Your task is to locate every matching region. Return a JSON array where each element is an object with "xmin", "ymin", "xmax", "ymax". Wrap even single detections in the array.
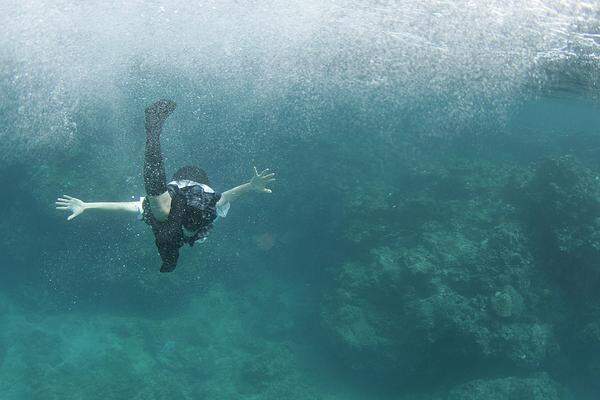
[{"xmin": 1, "ymin": 1, "xmax": 599, "ymax": 399}]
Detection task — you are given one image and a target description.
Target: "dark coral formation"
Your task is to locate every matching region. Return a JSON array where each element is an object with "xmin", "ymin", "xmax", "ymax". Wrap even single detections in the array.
[
  {"xmin": 510, "ymin": 156, "xmax": 600, "ymax": 298},
  {"xmin": 322, "ymin": 153, "xmax": 600, "ymax": 396},
  {"xmin": 444, "ymin": 373, "xmax": 568, "ymax": 400}
]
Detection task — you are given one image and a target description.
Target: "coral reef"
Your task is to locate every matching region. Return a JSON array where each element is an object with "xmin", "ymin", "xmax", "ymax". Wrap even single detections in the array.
[
  {"xmin": 322, "ymin": 157, "xmax": 568, "ymax": 389},
  {"xmin": 444, "ymin": 373, "xmax": 568, "ymax": 400},
  {"xmin": 0, "ymin": 285, "xmax": 317, "ymax": 400},
  {"xmin": 509, "ymin": 156, "xmax": 600, "ymax": 298}
]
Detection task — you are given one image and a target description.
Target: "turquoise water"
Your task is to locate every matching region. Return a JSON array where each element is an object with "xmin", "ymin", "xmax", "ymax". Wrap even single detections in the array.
[{"xmin": 1, "ymin": 1, "xmax": 599, "ymax": 399}]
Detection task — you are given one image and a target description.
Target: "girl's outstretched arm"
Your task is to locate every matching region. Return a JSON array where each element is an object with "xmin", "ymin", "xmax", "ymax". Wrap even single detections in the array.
[
  {"xmin": 55, "ymin": 195, "xmax": 140, "ymax": 221},
  {"xmin": 217, "ymin": 166, "xmax": 276, "ymax": 206}
]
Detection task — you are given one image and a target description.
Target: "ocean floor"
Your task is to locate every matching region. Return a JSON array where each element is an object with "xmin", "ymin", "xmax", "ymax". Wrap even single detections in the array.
[{"xmin": 0, "ymin": 285, "xmax": 337, "ymax": 400}]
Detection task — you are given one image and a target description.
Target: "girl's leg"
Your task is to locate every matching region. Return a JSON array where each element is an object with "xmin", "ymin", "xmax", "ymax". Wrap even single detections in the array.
[{"xmin": 143, "ymin": 99, "xmax": 176, "ymax": 196}]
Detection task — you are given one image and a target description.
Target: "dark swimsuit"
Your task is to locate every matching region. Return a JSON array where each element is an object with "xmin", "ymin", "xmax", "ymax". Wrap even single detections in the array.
[
  {"xmin": 143, "ymin": 100, "xmax": 225, "ymax": 272},
  {"xmin": 142, "ymin": 180, "xmax": 221, "ymax": 272}
]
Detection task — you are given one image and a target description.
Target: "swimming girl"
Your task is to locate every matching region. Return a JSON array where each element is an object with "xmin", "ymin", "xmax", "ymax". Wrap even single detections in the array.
[{"xmin": 56, "ymin": 99, "xmax": 275, "ymax": 272}]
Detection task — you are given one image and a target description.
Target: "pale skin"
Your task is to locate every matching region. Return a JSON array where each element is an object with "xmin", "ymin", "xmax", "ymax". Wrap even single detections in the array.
[{"xmin": 56, "ymin": 167, "xmax": 275, "ymax": 224}]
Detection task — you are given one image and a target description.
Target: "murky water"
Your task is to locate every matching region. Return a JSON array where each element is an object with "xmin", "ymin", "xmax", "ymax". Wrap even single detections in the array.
[{"xmin": 0, "ymin": 1, "xmax": 599, "ymax": 399}]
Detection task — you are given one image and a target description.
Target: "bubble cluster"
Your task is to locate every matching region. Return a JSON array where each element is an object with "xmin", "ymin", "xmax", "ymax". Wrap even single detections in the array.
[{"xmin": 0, "ymin": 0, "xmax": 597, "ymax": 159}]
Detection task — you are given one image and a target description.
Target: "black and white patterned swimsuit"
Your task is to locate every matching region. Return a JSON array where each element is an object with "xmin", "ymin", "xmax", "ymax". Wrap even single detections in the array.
[{"xmin": 138, "ymin": 180, "xmax": 230, "ymax": 272}]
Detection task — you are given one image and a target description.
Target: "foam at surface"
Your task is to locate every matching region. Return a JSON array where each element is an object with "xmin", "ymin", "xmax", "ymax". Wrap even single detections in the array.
[{"xmin": 0, "ymin": 0, "xmax": 598, "ymax": 160}]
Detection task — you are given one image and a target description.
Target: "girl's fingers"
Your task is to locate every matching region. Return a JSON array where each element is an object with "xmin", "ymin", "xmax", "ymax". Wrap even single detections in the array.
[
  {"xmin": 260, "ymin": 169, "xmax": 270, "ymax": 175},
  {"xmin": 267, "ymin": 178, "xmax": 276, "ymax": 182},
  {"xmin": 56, "ymin": 206, "xmax": 68, "ymax": 210},
  {"xmin": 57, "ymin": 198, "xmax": 70, "ymax": 203},
  {"xmin": 262, "ymin": 173, "xmax": 275, "ymax": 179},
  {"xmin": 63, "ymin": 195, "xmax": 73, "ymax": 199},
  {"xmin": 253, "ymin": 166, "xmax": 259, "ymax": 175}
]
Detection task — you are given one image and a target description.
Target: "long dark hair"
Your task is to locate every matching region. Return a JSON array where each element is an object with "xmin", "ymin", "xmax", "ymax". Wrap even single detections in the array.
[{"xmin": 172, "ymin": 165, "xmax": 210, "ymax": 186}]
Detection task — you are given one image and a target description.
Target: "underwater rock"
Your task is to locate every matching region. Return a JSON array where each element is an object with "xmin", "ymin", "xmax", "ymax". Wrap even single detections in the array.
[
  {"xmin": 490, "ymin": 285, "xmax": 524, "ymax": 318},
  {"xmin": 508, "ymin": 156, "xmax": 600, "ymax": 294},
  {"xmin": 445, "ymin": 373, "xmax": 569, "ymax": 400},
  {"xmin": 491, "ymin": 323, "xmax": 559, "ymax": 370},
  {"xmin": 505, "ymin": 155, "xmax": 600, "ymax": 383},
  {"xmin": 0, "ymin": 284, "xmax": 322, "ymax": 400},
  {"xmin": 322, "ymin": 158, "xmax": 566, "ymax": 383},
  {"xmin": 490, "ymin": 291, "xmax": 512, "ymax": 318},
  {"xmin": 323, "ymin": 239, "xmax": 489, "ymax": 378},
  {"xmin": 570, "ymin": 321, "xmax": 600, "ymax": 396},
  {"xmin": 239, "ymin": 344, "xmax": 297, "ymax": 393}
]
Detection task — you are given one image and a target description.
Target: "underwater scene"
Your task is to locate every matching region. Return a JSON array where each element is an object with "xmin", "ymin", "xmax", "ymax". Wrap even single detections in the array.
[{"xmin": 1, "ymin": 1, "xmax": 600, "ymax": 399}]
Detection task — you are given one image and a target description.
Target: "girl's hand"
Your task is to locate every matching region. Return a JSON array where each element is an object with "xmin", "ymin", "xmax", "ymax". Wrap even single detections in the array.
[
  {"xmin": 55, "ymin": 195, "xmax": 87, "ymax": 221},
  {"xmin": 250, "ymin": 166, "xmax": 276, "ymax": 193}
]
